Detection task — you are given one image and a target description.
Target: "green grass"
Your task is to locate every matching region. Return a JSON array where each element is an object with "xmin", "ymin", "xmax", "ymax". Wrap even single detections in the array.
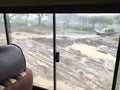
[
  {"xmin": 112, "ymin": 37, "xmax": 119, "ymax": 41},
  {"xmin": 64, "ymin": 25, "xmax": 81, "ymax": 30},
  {"xmin": 41, "ymin": 23, "xmax": 53, "ymax": 29},
  {"xmin": 64, "ymin": 25, "xmax": 94, "ymax": 32}
]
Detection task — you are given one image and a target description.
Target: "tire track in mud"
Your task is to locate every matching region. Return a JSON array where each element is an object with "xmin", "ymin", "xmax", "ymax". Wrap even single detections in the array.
[
  {"xmin": 56, "ymin": 47, "xmax": 112, "ymax": 90},
  {"xmin": 12, "ymin": 32, "xmax": 117, "ymax": 90}
]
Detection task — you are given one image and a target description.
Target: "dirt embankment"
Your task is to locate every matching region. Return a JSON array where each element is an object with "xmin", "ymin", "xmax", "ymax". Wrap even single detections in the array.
[{"xmin": 11, "ymin": 32, "xmax": 118, "ymax": 90}]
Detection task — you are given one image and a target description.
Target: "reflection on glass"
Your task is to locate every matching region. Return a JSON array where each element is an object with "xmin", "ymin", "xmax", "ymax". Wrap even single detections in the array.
[
  {"xmin": 56, "ymin": 14, "xmax": 119, "ymax": 90},
  {"xmin": 0, "ymin": 14, "xmax": 6, "ymax": 45},
  {"xmin": 10, "ymin": 14, "xmax": 53, "ymax": 90},
  {"xmin": 116, "ymin": 64, "xmax": 120, "ymax": 90}
]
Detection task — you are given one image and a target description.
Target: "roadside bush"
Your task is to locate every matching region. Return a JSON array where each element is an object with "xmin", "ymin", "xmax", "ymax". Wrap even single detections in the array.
[
  {"xmin": 112, "ymin": 37, "xmax": 119, "ymax": 41},
  {"xmin": 81, "ymin": 26, "xmax": 94, "ymax": 32},
  {"xmin": 64, "ymin": 25, "xmax": 94, "ymax": 32}
]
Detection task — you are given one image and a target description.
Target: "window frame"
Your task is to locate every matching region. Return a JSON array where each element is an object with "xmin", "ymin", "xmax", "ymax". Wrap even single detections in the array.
[{"xmin": 2, "ymin": 4, "xmax": 120, "ymax": 90}]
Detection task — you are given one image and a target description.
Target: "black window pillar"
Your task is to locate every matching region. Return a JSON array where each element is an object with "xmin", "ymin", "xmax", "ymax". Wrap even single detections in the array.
[
  {"xmin": 4, "ymin": 13, "xmax": 11, "ymax": 44},
  {"xmin": 53, "ymin": 13, "xmax": 56, "ymax": 90},
  {"xmin": 112, "ymin": 36, "xmax": 120, "ymax": 90}
]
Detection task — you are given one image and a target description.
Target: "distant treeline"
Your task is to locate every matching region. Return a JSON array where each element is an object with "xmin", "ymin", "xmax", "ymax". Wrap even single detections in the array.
[{"xmin": 0, "ymin": 14, "xmax": 120, "ymax": 32}]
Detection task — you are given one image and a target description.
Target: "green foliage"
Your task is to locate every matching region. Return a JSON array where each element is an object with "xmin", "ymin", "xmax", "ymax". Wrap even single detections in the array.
[
  {"xmin": 89, "ymin": 16, "xmax": 113, "ymax": 30},
  {"xmin": 112, "ymin": 37, "xmax": 119, "ymax": 41},
  {"xmin": 10, "ymin": 18, "xmax": 53, "ymax": 33},
  {"xmin": 114, "ymin": 15, "xmax": 120, "ymax": 24},
  {"xmin": 81, "ymin": 26, "xmax": 93, "ymax": 32},
  {"xmin": 64, "ymin": 25, "xmax": 81, "ymax": 30},
  {"xmin": 64, "ymin": 25, "xmax": 94, "ymax": 32},
  {"xmin": 115, "ymin": 18, "xmax": 120, "ymax": 24},
  {"xmin": 7, "ymin": 14, "xmax": 117, "ymax": 33},
  {"xmin": 41, "ymin": 22, "xmax": 53, "ymax": 29}
]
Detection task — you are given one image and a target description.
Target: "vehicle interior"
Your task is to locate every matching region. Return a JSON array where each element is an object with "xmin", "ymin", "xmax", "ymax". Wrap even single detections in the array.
[{"xmin": 0, "ymin": 1, "xmax": 120, "ymax": 90}]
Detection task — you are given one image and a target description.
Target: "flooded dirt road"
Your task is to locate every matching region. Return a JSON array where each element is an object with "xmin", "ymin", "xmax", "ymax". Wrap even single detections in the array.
[{"xmin": 9, "ymin": 31, "xmax": 119, "ymax": 90}]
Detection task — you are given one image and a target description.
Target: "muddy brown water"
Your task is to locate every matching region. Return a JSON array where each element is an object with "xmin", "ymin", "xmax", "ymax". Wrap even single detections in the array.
[{"xmin": 10, "ymin": 32, "xmax": 118, "ymax": 90}]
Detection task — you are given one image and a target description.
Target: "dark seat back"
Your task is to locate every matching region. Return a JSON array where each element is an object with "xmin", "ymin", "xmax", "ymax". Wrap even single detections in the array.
[{"xmin": 0, "ymin": 44, "xmax": 26, "ymax": 82}]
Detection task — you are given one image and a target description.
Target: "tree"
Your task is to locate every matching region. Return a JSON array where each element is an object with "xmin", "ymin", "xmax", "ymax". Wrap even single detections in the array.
[
  {"xmin": 61, "ymin": 14, "xmax": 72, "ymax": 27},
  {"xmin": 9, "ymin": 14, "xmax": 17, "ymax": 20},
  {"xmin": 89, "ymin": 16, "xmax": 98, "ymax": 30},
  {"xmin": 89, "ymin": 16, "xmax": 113, "ymax": 30},
  {"xmin": 37, "ymin": 14, "xmax": 44, "ymax": 26},
  {"xmin": 97, "ymin": 16, "xmax": 113, "ymax": 29},
  {"xmin": 114, "ymin": 15, "xmax": 120, "ymax": 24},
  {"xmin": 78, "ymin": 16, "xmax": 88, "ymax": 26},
  {"xmin": 25, "ymin": 14, "xmax": 29, "ymax": 23}
]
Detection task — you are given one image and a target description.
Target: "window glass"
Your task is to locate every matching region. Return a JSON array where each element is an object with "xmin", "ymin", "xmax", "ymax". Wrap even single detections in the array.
[
  {"xmin": 10, "ymin": 14, "xmax": 53, "ymax": 90},
  {"xmin": 9, "ymin": 13, "xmax": 120, "ymax": 90},
  {"xmin": 0, "ymin": 14, "xmax": 7, "ymax": 45},
  {"xmin": 56, "ymin": 13, "xmax": 119, "ymax": 90}
]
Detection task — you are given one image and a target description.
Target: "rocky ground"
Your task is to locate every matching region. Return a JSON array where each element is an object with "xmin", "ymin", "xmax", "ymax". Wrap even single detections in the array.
[{"xmin": 1, "ymin": 31, "xmax": 118, "ymax": 90}]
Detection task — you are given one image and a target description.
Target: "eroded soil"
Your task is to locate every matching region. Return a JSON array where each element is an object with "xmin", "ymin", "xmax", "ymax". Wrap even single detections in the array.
[{"xmin": 2, "ymin": 31, "xmax": 118, "ymax": 90}]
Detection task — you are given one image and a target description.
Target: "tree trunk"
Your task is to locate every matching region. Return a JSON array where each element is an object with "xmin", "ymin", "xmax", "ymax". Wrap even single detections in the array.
[
  {"xmin": 37, "ymin": 14, "xmax": 43, "ymax": 26},
  {"xmin": 91, "ymin": 23, "xmax": 95, "ymax": 30},
  {"xmin": 9, "ymin": 14, "xmax": 16, "ymax": 20},
  {"xmin": 26, "ymin": 14, "xmax": 29, "ymax": 23}
]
